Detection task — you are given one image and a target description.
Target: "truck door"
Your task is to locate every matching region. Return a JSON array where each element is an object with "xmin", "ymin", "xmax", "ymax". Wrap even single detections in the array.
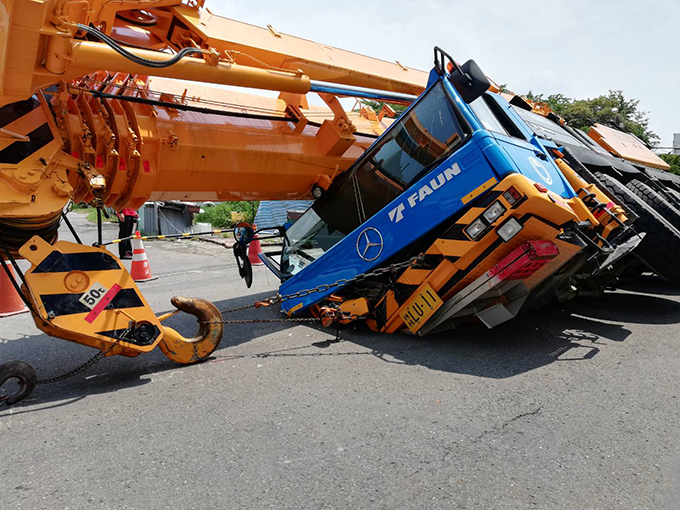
[{"xmin": 469, "ymin": 93, "xmax": 576, "ymax": 199}]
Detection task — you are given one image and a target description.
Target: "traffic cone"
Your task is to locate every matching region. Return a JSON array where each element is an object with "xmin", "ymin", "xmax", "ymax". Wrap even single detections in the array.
[
  {"xmin": 130, "ymin": 231, "xmax": 155, "ymax": 282},
  {"xmin": 247, "ymin": 225, "xmax": 264, "ymax": 266},
  {"xmin": 0, "ymin": 263, "xmax": 28, "ymax": 317}
]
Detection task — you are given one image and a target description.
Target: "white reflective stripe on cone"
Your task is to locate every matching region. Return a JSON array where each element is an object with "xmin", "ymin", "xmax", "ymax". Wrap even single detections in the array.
[{"xmin": 132, "ymin": 249, "xmax": 147, "ymax": 262}]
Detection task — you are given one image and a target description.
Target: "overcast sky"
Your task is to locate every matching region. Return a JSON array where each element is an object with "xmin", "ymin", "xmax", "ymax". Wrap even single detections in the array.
[{"xmin": 208, "ymin": 0, "xmax": 679, "ymax": 147}]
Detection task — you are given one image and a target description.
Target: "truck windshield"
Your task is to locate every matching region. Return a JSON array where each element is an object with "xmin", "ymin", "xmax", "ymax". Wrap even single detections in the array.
[{"xmin": 281, "ymin": 81, "xmax": 467, "ymax": 277}]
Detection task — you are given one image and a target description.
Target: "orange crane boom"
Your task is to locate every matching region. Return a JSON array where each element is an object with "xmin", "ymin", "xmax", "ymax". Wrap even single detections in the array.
[{"xmin": 0, "ymin": 0, "xmax": 427, "ymax": 256}]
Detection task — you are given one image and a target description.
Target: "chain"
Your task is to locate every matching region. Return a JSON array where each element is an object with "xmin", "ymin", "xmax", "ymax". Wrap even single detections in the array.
[
  {"xmin": 37, "ymin": 332, "xmax": 125, "ymax": 385},
  {"xmin": 204, "ymin": 317, "xmax": 323, "ymax": 325},
  {"xmin": 206, "ymin": 255, "xmax": 425, "ymax": 326},
  {"xmin": 29, "ymin": 258, "xmax": 421, "ymax": 384},
  {"xmin": 274, "ymin": 254, "xmax": 425, "ymax": 304},
  {"xmin": 218, "ymin": 302, "xmax": 259, "ymax": 315}
]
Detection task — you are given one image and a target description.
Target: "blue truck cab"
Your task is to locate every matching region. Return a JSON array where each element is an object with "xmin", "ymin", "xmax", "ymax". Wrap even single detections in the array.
[{"xmin": 253, "ymin": 48, "xmax": 631, "ymax": 334}]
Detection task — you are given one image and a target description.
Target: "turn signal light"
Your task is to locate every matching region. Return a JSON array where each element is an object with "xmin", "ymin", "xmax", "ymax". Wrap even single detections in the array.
[{"xmin": 502, "ymin": 187, "xmax": 522, "ymax": 205}]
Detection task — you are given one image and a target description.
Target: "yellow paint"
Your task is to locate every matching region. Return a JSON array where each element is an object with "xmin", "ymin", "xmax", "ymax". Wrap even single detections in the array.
[
  {"xmin": 426, "ymin": 239, "xmax": 476, "ymax": 257},
  {"xmin": 398, "ymin": 284, "xmax": 443, "ymax": 333},
  {"xmin": 287, "ymin": 302, "xmax": 304, "ymax": 316},
  {"xmin": 589, "ymin": 124, "xmax": 670, "ymax": 171},
  {"xmin": 397, "ymin": 267, "xmax": 432, "ymax": 286},
  {"xmin": 18, "ymin": 236, "xmax": 163, "ymax": 357},
  {"xmin": 462, "ymin": 177, "xmax": 498, "ymax": 204}
]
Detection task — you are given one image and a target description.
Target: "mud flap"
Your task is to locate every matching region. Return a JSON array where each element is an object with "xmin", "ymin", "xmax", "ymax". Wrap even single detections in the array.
[{"xmin": 591, "ymin": 233, "xmax": 645, "ymax": 276}]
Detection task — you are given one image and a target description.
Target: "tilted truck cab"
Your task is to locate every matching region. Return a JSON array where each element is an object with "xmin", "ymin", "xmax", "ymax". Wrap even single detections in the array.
[{"xmin": 257, "ymin": 48, "xmax": 637, "ymax": 334}]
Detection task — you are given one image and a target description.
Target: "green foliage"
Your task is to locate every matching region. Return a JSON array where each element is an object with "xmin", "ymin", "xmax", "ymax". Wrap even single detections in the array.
[
  {"xmin": 194, "ymin": 201, "xmax": 259, "ymax": 229},
  {"xmin": 84, "ymin": 209, "xmax": 116, "ymax": 223},
  {"xmin": 360, "ymin": 100, "xmax": 407, "ymax": 116},
  {"xmin": 70, "ymin": 202, "xmax": 91, "ymax": 212},
  {"xmin": 524, "ymin": 90, "xmax": 658, "ymax": 146},
  {"xmin": 659, "ymin": 154, "xmax": 680, "ymax": 175}
]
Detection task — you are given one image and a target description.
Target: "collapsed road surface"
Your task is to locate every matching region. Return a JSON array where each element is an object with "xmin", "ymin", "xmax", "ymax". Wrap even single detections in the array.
[{"xmin": 1, "ymin": 213, "xmax": 679, "ymax": 509}]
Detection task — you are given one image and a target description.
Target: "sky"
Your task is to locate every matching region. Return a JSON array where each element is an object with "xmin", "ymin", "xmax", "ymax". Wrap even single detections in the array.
[{"xmin": 206, "ymin": 0, "xmax": 679, "ymax": 148}]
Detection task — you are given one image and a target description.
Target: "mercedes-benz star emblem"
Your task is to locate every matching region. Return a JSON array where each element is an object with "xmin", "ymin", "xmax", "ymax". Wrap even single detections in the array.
[{"xmin": 356, "ymin": 227, "xmax": 384, "ymax": 261}]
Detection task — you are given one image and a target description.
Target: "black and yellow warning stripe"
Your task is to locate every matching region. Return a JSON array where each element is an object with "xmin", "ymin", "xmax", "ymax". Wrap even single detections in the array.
[{"xmin": 0, "ymin": 96, "xmax": 54, "ymax": 164}]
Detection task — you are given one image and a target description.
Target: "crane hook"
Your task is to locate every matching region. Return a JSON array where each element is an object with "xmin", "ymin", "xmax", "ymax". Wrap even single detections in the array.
[{"xmin": 157, "ymin": 297, "xmax": 224, "ymax": 364}]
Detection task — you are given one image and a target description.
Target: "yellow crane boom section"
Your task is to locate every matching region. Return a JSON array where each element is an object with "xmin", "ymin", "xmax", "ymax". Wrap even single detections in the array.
[
  {"xmin": 0, "ymin": 0, "xmax": 418, "ymax": 259},
  {"xmin": 170, "ymin": 6, "xmax": 428, "ymax": 95},
  {"xmin": 588, "ymin": 124, "xmax": 670, "ymax": 171}
]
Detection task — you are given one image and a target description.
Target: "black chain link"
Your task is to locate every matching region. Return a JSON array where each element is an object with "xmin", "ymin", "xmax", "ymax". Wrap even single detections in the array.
[
  {"xmin": 276, "ymin": 255, "xmax": 424, "ymax": 304},
  {"xmin": 207, "ymin": 255, "xmax": 425, "ymax": 326},
  {"xmin": 204, "ymin": 317, "xmax": 322, "ymax": 325},
  {"xmin": 33, "ymin": 256, "xmax": 424, "ymax": 383}
]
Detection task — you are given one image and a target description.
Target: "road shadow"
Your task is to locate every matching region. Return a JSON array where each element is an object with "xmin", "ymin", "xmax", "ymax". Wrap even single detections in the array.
[
  {"xmin": 617, "ymin": 274, "xmax": 680, "ymax": 297},
  {"xmin": 0, "ymin": 291, "xmax": 280, "ymax": 414},
  {"xmin": 564, "ymin": 290, "xmax": 680, "ymax": 325},
  {"xmin": 345, "ymin": 287, "xmax": 680, "ymax": 378},
  {"xmin": 343, "ymin": 309, "xmax": 625, "ymax": 379},
  {"xmin": 2, "ymin": 286, "xmax": 678, "ymax": 411}
]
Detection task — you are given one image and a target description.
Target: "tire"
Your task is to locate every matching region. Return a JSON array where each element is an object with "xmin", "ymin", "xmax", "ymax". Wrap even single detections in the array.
[
  {"xmin": 595, "ymin": 172, "xmax": 680, "ymax": 283},
  {"xmin": 626, "ymin": 179, "xmax": 680, "ymax": 231}
]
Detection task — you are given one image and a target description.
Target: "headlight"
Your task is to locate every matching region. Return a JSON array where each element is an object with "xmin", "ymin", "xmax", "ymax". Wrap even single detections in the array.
[
  {"xmin": 496, "ymin": 218, "xmax": 523, "ymax": 242},
  {"xmin": 465, "ymin": 218, "xmax": 486, "ymax": 240},
  {"xmin": 482, "ymin": 201, "xmax": 506, "ymax": 223}
]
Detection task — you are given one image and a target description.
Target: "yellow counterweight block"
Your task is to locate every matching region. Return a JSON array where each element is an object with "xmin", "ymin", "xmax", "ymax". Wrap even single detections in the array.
[
  {"xmin": 18, "ymin": 236, "xmax": 225, "ymax": 363},
  {"xmin": 19, "ymin": 236, "xmax": 164, "ymax": 357}
]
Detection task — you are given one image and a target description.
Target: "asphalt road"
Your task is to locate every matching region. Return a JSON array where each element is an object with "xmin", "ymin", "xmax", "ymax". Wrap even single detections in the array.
[{"xmin": 1, "ymin": 213, "xmax": 679, "ymax": 509}]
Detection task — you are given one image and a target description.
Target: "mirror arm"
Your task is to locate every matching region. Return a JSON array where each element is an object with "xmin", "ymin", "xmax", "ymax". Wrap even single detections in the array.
[{"xmin": 433, "ymin": 46, "xmax": 473, "ymax": 88}]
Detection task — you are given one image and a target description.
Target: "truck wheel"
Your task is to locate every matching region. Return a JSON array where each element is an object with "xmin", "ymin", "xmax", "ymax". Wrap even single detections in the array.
[
  {"xmin": 626, "ymin": 179, "xmax": 680, "ymax": 231},
  {"xmin": 595, "ymin": 173, "xmax": 680, "ymax": 283}
]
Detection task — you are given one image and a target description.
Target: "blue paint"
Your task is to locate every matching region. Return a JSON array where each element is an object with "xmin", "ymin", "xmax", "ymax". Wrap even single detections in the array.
[{"xmin": 270, "ymin": 64, "xmax": 579, "ymax": 314}]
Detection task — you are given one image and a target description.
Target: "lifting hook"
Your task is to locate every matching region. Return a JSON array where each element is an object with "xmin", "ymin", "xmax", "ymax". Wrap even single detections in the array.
[{"xmin": 157, "ymin": 297, "xmax": 224, "ymax": 364}]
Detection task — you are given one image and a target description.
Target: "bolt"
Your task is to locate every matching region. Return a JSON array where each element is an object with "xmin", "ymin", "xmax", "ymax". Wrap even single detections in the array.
[{"xmin": 47, "ymin": 311, "xmax": 56, "ymax": 320}]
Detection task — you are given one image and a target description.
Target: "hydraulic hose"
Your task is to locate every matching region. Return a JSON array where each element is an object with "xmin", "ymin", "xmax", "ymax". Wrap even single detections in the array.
[{"xmin": 75, "ymin": 23, "xmax": 204, "ymax": 68}]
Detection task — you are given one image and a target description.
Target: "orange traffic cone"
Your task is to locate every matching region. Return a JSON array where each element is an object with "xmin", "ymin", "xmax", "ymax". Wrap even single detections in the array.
[
  {"xmin": 248, "ymin": 226, "xmax": 264, "ymax": 266},
  {"xmin": 130, "ymin": 231, "xmax": 155, "ymax": 282},
  {"xmin": 0, "ymin": 263, "xmax": 28, "ymax": 317}
]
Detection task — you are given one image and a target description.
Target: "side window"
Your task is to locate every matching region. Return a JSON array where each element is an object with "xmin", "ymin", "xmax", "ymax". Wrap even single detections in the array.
[
  {"xmin": 366, "ymin": 82, "xmax": 467, "ymax": 187},
  {"xmin": 471, "ymin": 94, "xmax": 527, "ymax": 141},
  {"xmin": 469, "ymin": 96, "xmax": 508, "ymax": 136}
]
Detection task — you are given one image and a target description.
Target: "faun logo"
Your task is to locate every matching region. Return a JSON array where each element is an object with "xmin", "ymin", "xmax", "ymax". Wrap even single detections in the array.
[{"xmin": 388, "ymin": 163, "xmax": 462, "ymax": 223}]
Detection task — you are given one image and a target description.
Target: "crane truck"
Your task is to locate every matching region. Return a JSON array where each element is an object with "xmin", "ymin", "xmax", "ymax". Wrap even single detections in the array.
[
  {"xmin": 0, "ymin": 0, "xmax": 646, "ymax": 404},
  {"xmin": 508, "ymin": 95, "xmax": 680, "ymax": 283}
]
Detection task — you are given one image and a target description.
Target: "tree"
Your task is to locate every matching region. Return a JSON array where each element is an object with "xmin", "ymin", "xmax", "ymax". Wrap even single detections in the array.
[
  {"xmin": 524, "ymin": 90, "xmax": 658, "ymax": 146},
  {"xmin": 659, "ymin": 154, "xmax": 680, "ymax": 175},
  {"xmin": 360, "ymin": 100, "xmax": 407, "ymax": 116}
]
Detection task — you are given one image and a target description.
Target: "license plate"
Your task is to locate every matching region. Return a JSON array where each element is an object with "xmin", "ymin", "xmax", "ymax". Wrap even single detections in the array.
[
  {"xmin": 79, "ymin": 282, "xmax": 108, "ymax": 310},
  {"xmin": 399, "ymin": 283, "xmax": 443, "ymax": 333}
]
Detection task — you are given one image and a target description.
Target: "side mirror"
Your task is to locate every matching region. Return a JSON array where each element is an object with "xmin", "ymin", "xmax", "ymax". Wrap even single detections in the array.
[
  {"xmin": 449, "ymin": 59, "xmax": 490, "ymax": 104},
  {"xmin": 233, "ymin": 222, "xmax": 255, "ymax": 244},
  {"xmin": 433, "ymin": 47, "xmax": 490, "ymax": 104}
]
